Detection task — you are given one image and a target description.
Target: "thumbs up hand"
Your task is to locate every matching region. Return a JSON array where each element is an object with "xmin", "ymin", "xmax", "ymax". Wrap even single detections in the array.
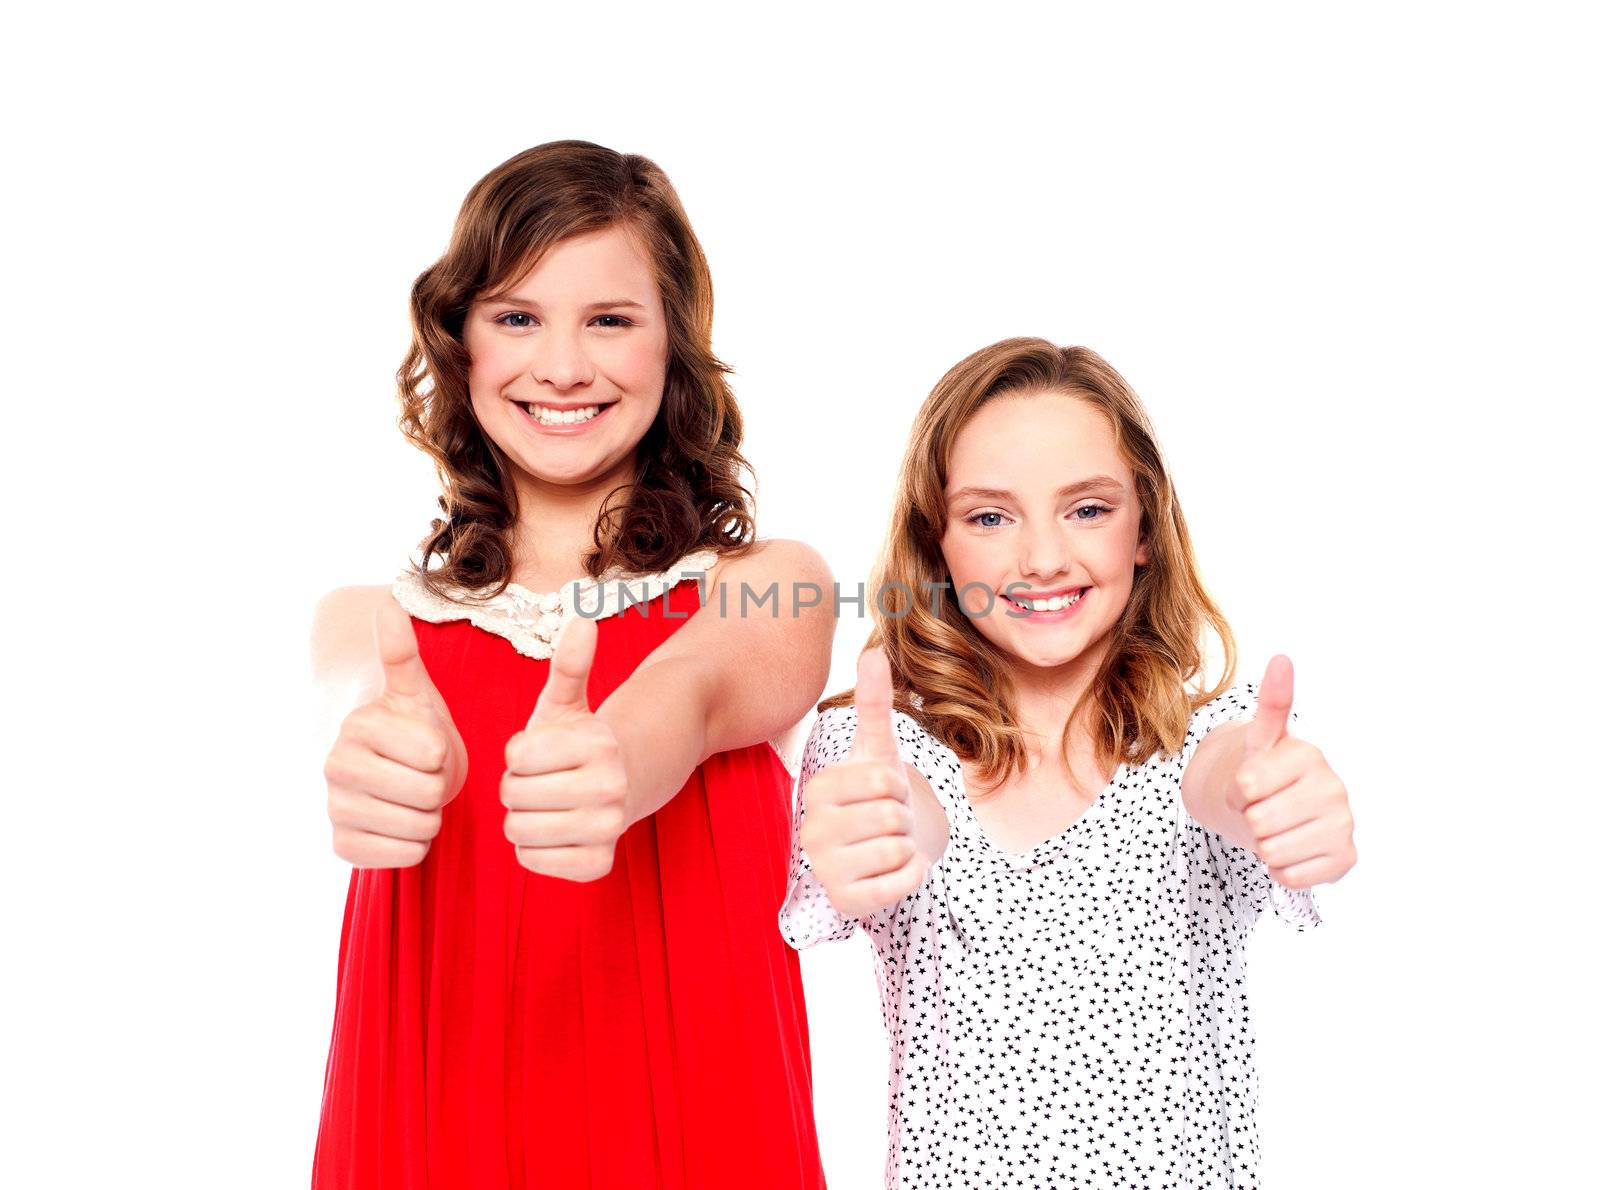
[
  {"xmin": 800, "ymin": 649, "xmax": 930, "ymax": 917},
  {"xmin": 501, "ymin": 614, "xmax": 629, "ymax": 882},
  {"xmin": 325, "ymin": 598, "xmax": 468, "ymax": 868},
  {"xmin": 1230, "ymin": 655, "xmax": 1357, "ymax": 890}
]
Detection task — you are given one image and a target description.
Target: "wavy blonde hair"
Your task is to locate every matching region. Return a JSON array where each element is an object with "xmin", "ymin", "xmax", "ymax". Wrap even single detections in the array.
[
  {"xmin": 397, "ymin": 140, "xmax": 756, "ymax": 599},
  {"xmin": 820, "ymin": 338, "xmax": 1237, "ymax": 788}
]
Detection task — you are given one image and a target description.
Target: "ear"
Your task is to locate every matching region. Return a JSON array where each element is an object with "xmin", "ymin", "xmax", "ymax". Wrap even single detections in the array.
[{"xmin": 1134, "ymin": 538, "xmax": 1150, "ymax": 567}]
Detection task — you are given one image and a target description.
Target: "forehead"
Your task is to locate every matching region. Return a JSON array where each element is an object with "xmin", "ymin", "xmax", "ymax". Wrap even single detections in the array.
[
  {"xmin": 482, "ymin": 224, "xmax": 660, "ymax": 304},
  {"xmin": 946, "ymin": 391, "xmax": 1128, "ymax": 487}
]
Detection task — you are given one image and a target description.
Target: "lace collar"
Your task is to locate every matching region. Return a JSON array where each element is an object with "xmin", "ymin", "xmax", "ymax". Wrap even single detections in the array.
[{"xmin": 391, "ymin": 549, "xmax": 719, "ymax": 660}]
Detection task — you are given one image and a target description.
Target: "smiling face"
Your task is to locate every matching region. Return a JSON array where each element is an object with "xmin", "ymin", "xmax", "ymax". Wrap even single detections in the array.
[
  {"xmin": 462, "ymin": 223, "xmax": 671, "ymax": 500},
  {"xmin": 940, "ymin": 390, "xmax": 1150, "ymax": 684}
]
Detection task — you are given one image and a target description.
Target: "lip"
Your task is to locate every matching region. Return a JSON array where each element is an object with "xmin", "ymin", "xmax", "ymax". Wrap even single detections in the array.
[
  {"xmin": 1007, "ymin": 583, "xmax": 1087, "ymax": 601},
  {"xmin": 1001, "ymin": 586, "xmax": 1090, "ymax": 623},
  {"xmin": 513, "ymin": 399, "xmax": 617, "ymax": 436}
]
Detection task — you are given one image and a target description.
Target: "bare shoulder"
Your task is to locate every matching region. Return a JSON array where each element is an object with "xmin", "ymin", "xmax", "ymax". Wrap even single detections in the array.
[
  {"xmin": 310, "ymin": 584, "xmax": 392, "ymax": 684},
  {"xmin": 704, "ymin": 537, "xmax": 834, "ymax": 597}
]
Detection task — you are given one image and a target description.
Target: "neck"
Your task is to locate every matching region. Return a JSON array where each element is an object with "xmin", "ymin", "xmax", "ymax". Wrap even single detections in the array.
[
  {"xmin": 1000, "ymin": 639, "xmax": 1109, "ymax": 774},
  {"xmin": 506, "ymin": 457, "xmax": 638, "ymax": 590}
]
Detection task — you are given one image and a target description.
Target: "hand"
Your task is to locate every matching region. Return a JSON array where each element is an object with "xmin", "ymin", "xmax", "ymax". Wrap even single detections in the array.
[
  {"xmin": 800, "ymin": 648, "xmax": 929, "ymax": 917},
  {"xmin": 1230, "ymin": 655, "xmax": 1357, "ymax": 889},
  {"xmin": 325, "ymin": 598, "xmax": 468, "ymax": 867},
  {"xmin": 500, "ymin": 614, "xmax": 629, "ymax": 882}
]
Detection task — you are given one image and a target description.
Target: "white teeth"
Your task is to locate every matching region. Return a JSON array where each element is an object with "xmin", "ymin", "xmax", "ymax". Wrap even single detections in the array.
[
  {"xmin": 525, "ymin": 403, "xmax": 602, "ymax": 426},
  {"xmin": 1016, "ymin": 590, "xmax": 1083, "ymax": 612}
]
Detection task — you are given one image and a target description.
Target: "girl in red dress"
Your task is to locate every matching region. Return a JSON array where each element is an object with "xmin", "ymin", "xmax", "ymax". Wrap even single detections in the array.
[{"xmin": 310, "ymin": 141, "xmax": 834, "ymax": 1189}]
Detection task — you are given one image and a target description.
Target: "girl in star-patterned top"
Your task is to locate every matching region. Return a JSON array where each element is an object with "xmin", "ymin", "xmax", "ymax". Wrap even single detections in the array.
[{"xmin": 780, "ymin": 339, "xmax": 1357, "ymax": 1189}]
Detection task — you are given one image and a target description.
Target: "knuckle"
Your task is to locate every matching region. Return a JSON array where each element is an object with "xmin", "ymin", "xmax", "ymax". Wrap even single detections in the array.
[
  {"xmin": 345, "ymin": 704, "xmax": 379, "ymax": 733},
  {"xmin": 601, "ymin": 773, "xmax": 628, "ymax": 809},
  {"xmin": 585, "ymin": 721, "xmax": 619, "ymax": 756},
  {"xmin": 816, "ymin": 774, "xmax": 847, "ymax": 807},
  {"xmin": 327, "ymin": 789, "xmax": 357, "ymax": 827},
  {"xmin": 420, "ymin": 732, "xmax": 449, "ymax": 772},
  {"xmin": 878, "ymin": 802, "xmax": 903, "ymax": 834},
  {"xmin": 569, "ymin": 847, "xmax": 613, "ymax": 883},
  {"xmin": 323, "ymin": 753, "xmax": 355, "ymax": 788},
  {"xmin": 514, "ymin": 844, "xmax": 541, "ymax": 873}
]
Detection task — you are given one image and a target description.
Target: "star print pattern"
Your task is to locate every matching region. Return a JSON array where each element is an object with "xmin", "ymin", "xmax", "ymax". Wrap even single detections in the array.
[{"xmin": 779, "ymin": 683, "xmax": 1321, "ymax": 1189}]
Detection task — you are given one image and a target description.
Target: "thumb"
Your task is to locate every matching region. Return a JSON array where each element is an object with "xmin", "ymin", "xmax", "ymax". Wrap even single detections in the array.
[
  {"xmin": 849, "ymin": 647, "xmax": 898, "ymax": 763},
  {"xmin": 375, "ymin": 598, "xmax": 433, "ymax": 700},
  {"xmin": 529, "ymin": 613, "xmax": 598, "ymax": 727},
  {"xmin": 1242, "ymin": 654, "xmax": 1294, "ymax": 760}
]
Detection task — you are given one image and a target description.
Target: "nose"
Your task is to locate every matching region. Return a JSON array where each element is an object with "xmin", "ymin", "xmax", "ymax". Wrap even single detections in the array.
[
  {"xmin": 1018, "ymin": 517, "xmax": 1072, "ymax": 585},
  {"xmin": 527, "ymin": 325, "xmax": 594, "ymax": 392}
]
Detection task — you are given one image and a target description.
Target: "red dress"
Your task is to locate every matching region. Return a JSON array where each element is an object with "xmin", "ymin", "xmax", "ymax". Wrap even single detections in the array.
[{"xmin": 313, "ymin": 558, "xmax": 826, "ymax": 1188}]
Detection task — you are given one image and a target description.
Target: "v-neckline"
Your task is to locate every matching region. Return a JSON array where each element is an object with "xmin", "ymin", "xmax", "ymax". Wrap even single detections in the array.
[{"xmin": 929, "ymin": 732, "xmax": 1130, "ymax": 861}]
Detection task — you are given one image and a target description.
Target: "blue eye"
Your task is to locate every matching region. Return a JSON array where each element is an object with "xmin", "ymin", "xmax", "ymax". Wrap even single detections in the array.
[
  {"xmin": 495, "ymin": 312, "xmax": 535, "ymax": 328},
  {"xmin": 967, "ymin": 511, "xmax": 1007, "ymax": 529},
  {"xmin": 592, "ymin": 314, "xmax": 632, "ymax": 328},
  {"xmin": 1073, "ymin": 504, "xmax": 1111, "ymax": 521}
]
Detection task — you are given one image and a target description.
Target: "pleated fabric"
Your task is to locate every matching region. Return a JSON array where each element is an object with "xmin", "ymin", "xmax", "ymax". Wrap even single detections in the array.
[{"xmin": 313, "ymin": 579, "xmax": 825, "ymax": 1188}]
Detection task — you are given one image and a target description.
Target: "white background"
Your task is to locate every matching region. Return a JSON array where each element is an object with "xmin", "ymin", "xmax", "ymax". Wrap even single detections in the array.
[{"xmin": 6, "ymin": 2, "xmax": 1596, "ymax": 1186}]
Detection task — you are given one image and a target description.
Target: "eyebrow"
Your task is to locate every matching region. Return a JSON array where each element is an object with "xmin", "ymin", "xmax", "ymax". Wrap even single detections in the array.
[
  {"xmin": 480, "ymin": 296, "xmax": 647, "ymax": 312},
  {"xmin": 946, "ymin": 475, "xmax": 1128, "ymax": 504}
]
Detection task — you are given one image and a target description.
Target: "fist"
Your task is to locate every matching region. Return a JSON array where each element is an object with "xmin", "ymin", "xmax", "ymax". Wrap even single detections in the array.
[
  {"xmin": 1230, "ymin": 655, "xmax": 1357, "ymax": 890},
  {"xmin": 800, "ymin": 648, "xmax": 929, "ymax": 917},
  {"xmin": 326, "ymin": 598, "xmax": 468, "ymax": 868},
  {"xmin": 500, "ymin": 614, "xmax": 629, "ymax": 883}
]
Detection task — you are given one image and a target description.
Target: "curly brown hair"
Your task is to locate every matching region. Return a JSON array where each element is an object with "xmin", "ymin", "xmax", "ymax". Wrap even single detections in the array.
[
  {"xmin": 396, "ymin": 140, "xmax": 756, "ymax": 599},
  {"xmin": 820, "ymin": 338, "xmax": 1238, "ymax": 789}
]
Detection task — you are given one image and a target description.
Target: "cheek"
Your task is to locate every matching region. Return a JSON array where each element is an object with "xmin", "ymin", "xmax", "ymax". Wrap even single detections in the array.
[
  {"xmin": 1067, "ymin": 517, "xmax": 1143, "ymax": 581},
  {"xmin": 605, "ymin": 331, "xmax": 670, "ymax": 393},
  {"xmin": 938, "ymin": 534, "xmax": 985, "ymax": 586},
  {"xmin": 465, "ymin": 334, "xmax": 519, "ymax": 392},
  {"xmin": 1106, "ymin": 521, "xmax": 1145, "ymax": 575}
]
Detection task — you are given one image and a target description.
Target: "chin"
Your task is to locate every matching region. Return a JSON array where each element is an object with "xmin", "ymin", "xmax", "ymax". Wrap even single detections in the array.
[
  {"xmin": 1020, "ymin": 649, "xmax": 1088, "ymax": 672},
  {"xmin": 980, "ymin": 635, "xmax": 1072, "ymax": 672}
]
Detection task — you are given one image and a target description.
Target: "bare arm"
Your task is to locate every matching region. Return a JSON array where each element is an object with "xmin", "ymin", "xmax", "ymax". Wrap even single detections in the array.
[
  {"xmin": 594, "ymin": 539, "xmax": 837, "ymax": 828},
  {"xmin": 309, "ymin": 585, "xmax": 392, "ymax": 746}
]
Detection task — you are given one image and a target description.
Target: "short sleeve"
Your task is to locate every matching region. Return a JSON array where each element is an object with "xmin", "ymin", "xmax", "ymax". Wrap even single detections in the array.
[
  {"xmin": 1182, "ymin": 683, "xmax": 1322, "ymax": 931},
  {"xmin": 778, "ymin": 707, "xmax": 899, "ymax": 948}
]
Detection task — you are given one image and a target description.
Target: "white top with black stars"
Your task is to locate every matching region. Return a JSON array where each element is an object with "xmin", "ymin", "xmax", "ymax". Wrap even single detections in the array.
[{"xmin": 779, "ymin": 683, "xmax": 1321, "ymax": 1190}]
